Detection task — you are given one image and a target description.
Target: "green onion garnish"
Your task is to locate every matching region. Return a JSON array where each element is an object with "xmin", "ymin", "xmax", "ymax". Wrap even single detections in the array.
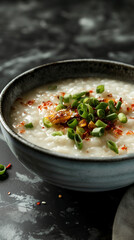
[
  {"xmin": 67, "ymin": 128, "xmax": 75, "ymax": 139},
  {"xmin": 43, "ymin": 117, "xmax": 52, "ymax": 128},
  {"xmin": 86, "ymin": 104, "xmax": 94, "ymax": 114},
  {"xmin": 97, "ymin": 109, "xmax": 105, "ymax": 118},
  {"xmin": 88, "ymin": 97, "xmax": 99, "ymax": 107},
  {"xmin": 63, "ymin": 94, "xmax": 71, "ymax": 103},
  {"xmin": 95, "ymin": 120, "xmax": 107, "ymax": 128},
  {"xmin": 74, "ymin": 133, "xmax": 83, "ymax": 150},
  {"xmin": 91, "ymin": 127, "xmax": 105, "ymax": 137},
  {"xmin": 87, "ymin": 113, "xmax": 94, "ymax": 122},
  {"xmin": 59, "ymin": 96, "xmax": 63, "ymax": 104},
  {"xmin": 48, "ymin": 85, "xmax": 57, "ymax": 90},
  {"xmin": 72, "ymin": 92, "xmax": 87, "ymax": 99},
  {"xmin": 0, "ymin": 164, "xmax": 6, "ymax": 175},
  {"xmin": 52, "ymin": 131, "xmax": 63, "ymax": 136},
  {"xmin": 56, "ymin": 104, "xmax": 66, "ymax": 111},
  {"xmin": 108, "ymin": 100, "xmax": 116, "ymax": 113},
  {"xmin": 83, "ymin": 97, "xmax": 90, "ymax": 104},
  {"xmin": 76, "ymin": 126, "xmax": 85, "ymax": 136},
  {"xmin": 67, "ymin": 118, "xmax": 78, "ymax": 128},
  {"xmin": 96, "ymin": 85, "xmax": 105, "ymax": 93},
  {"xmin": 118, "ymin": 113, "xmax": 127, "ymax": 123},
  {"xmin": 71, "ymin": 100, "xmax": 79, "ymax": 108},
  {"xmin": 77, "ymin": 103, "xmax": 88, "ymax": 118},
  {"xmin": 116, "ymin": 101, "xmax": 122, "ymax": 111},
  {"xmin": 96, "ymin": 102, "xmax": 108, "ymax": 110},
  {"xmin": 106, "ymin": 113, "xmax": 118, "ymax": 121},
  {"xmin": 25, "ymin": 122, "xmax": 34, "ymax": 128},
  {"xmin": 107, "ymin": 140, "xmax": 118, "ymax": 154}
]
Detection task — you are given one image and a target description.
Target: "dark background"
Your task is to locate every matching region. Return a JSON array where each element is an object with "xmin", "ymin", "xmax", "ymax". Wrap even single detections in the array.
[{"xmin": 0, "ymin": 0, "xmax": 133, "ymax": 239}]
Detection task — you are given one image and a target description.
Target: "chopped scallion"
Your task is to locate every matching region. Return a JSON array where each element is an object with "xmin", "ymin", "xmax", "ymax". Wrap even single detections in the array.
[
  {"xmin": 108, "ymin": 100, "xmax": 116, "ymax": 113},
  {"xmin": 118, "ymin": 113, "xmax": 127, "ymax": 123},
  {"xmin": 91, "ymin": 127, "xmax": 105, "ymax": 137},
  {"xmin": 0, "ymin": 164, "xmax": 6, "ymax": 175},
  {"xmin": 72, "ymin": 92, "xmax": 87, "ymax": 99},
  {"xmin": 86, "ymin": 104, "xmax": 94, "ymax": 114},
  {"xmin": 74, "ymin": 133, "xmax": 83, "ymax": 150},
  {"xmin": 86, "ymin": 113, "xmax": 94, "ymax": 122},
  {"xmin": 76, "ymin": 126, "xmax": 85, "ymax": 136},
  {"xmin": 95, "ymin": 120, "xmax": 107, "ymax": 128},
  {"xmin": 106, "ymin": 113, "xmax": 118, "ymax": 121},
  {"xmin": 116, "ymin": 101, "xmax": 122, "ymax": 111},
  {"xmin": 96, "ymin": 85, "xmax": 105, "ymax": 93},
  {"xmin": 71, "ymin": 100, "xmax": 79, "ymax": 108},
  {"xmin": 43, "ymin": 117, "xmax": 52, "ymax": 128},
  {"xmin": 96, "ymin": 102, "xmax": 108, "ymax": 110},
  {"xmin": 52, "ymin": 131, "xmax": 63, "ymax": 136},
  {"xmin": 77, "ymin": 103, "xmax": 88, "ymax": 118},
  {"xmin": 67, "ymin": 128, "xmax": 75, "ymax": 139},
  {"xmin": 59, "ymin": 96, "xmax": 63, "ymax": 104},
  {"xmin": 64, "ymin": 94, "xmax": 71, "ymax": 103},
  {"xmin": 88, "ymin": 97, "xmax": 99, "ymax": 107},
  {"xmin": 97, "ymin": 109, "xmax": 105, "ymax": 118},
  {"xmin": 107, "ymin": 140, "xmax": 118, "ymax": 154},
  {"xmin": 56, "ymin": 104, "xmax": 66, "ymax": 111},
  {"xmin": 67, "ymin": 118, "xmax": 78, "ymax": 128},
  {"xmin": 25, "ymin": 122, "xmax": 34, "ymax": 128}
]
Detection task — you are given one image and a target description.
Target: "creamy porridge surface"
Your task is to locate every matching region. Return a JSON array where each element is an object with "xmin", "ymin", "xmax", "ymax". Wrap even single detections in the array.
[{"xmin": 10, "ymin": 78, "xmax": 134, "ymax": 158}]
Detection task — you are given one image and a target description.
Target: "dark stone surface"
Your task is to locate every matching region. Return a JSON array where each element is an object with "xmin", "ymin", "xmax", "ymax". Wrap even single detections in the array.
[{"xmin": 0, "ymin": 0, "xmax": 134, "ymax": 239}]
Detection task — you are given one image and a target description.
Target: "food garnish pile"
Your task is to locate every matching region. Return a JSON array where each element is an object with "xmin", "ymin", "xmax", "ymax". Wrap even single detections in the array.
[{"xmin": 20, "ymin": 84, "xmax": 134, "ymax": 154}]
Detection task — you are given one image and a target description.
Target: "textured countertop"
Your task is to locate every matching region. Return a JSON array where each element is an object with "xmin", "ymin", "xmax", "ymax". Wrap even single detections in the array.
[{"xmin": 0, "ymin": 0, "xmax": 134, "ymax": 239}]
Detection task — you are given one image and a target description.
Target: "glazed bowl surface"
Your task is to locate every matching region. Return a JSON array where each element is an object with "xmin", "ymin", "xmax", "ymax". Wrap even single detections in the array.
[{"xmin": 0, "ymin": 59, "xmax": 134, "ymax": 192}]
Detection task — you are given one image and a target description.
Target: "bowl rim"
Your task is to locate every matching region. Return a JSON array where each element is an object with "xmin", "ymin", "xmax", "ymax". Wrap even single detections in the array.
[{"xmin": 0, "ymin": 58, "xmax": 134, "ymax": 163}]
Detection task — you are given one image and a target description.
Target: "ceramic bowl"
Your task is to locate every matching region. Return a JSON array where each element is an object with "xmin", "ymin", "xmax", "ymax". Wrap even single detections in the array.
[{"xmin": 0, "ymin": 59, "xmax": 134, "ymax": 192}]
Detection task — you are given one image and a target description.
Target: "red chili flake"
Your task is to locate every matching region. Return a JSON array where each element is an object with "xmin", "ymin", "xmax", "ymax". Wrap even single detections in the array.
[
  {"xmin": 126, "ymin": 130, "xmax": 134, "ymax": 135},
  {"xmin": 82, "ymin": 129, "xmax": 90, "ymax": 139},
  {"xmin": 107, "ymin": 93, "xmax": 113, "ymax": 97},
  {"xmin": 42, "ymin": 127, "xmax": 45, "ymax": 129},
  {"xmin": 113, "ymin": 128, "xmax": 123, "ymax": 137},
  {"xmin": 119, "ymin": 97, "xmax": 123, "ymax": 103},
  {"xmin": 42, "ymin": 101, "xmax": 53, "ymax": 109},
  {"xmin": 27, "ymin": 100, "xmax": 35, "ymax": 105},
  {"xmin": 131, "ymin": 104, "xmax": 134, "ymax": 111},
  {"xmin": 60, "ymin": 92, "xmax": 66, "ymax": 97},
  {"xmin": 16, "ymin": 121, "xmax": 25, "ymax": 128},
  {"xmin": 19, "ymin": 129, "xmax": 25, "ymax": 134},
  {"xmin": 20, "ymin": 121, "xmax": 25, "ymax": 126},
  {"xmin": 36, "ymin": 201, "xmax": 41, "ymax": 205},
  {"xmin": 38, "ymin": 105, "xmax": 43, "ymax": 110},
  {"xmin": 127, "ymin": 107, "xmax": 132, "ymax": 112},
  {"xmin": 89, "ymin": 90, "xmax": 93, "ymax": 93},
  {"xmin": 121, "ymin": 145, "xmax": 127, "ymax": 150},
  {"xmin": 6, "ymin": 163, "xmax": 12, "ymax": 169},
  {"xmin": 85, "ymin": 137, "xmax": 90, "ymax": 141}
]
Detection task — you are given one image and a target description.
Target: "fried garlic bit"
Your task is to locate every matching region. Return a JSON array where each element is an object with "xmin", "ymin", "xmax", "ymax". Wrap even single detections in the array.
[{"xmin": 47, "ymin": 109, "xmax": 75, "ymax": 124}]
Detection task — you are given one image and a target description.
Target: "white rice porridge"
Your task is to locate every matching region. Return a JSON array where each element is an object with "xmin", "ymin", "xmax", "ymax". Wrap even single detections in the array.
[{"xmin": 10, "ymin": 78, "xmax": 134, "ymax": 157}]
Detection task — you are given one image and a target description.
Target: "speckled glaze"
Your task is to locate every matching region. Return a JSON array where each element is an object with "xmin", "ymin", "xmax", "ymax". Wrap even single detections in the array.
[{"xmin": 1, "ymin": 59, "xmax": 134, "ymax": 192}]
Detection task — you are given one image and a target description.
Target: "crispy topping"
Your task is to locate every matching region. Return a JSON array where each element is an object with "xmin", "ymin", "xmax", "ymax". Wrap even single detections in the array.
[{"xmin": 48, "ymin": 109, "xmax": 75, "ymax": 124}]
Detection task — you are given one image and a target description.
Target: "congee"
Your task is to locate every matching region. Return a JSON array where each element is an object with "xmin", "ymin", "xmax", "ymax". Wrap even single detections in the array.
[{"xmin": 10, "ymin": 78, "xmax": 134, "ymax": 157}]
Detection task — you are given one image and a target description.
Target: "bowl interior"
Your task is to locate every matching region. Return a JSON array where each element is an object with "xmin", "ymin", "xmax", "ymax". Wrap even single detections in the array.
[{"xmin": 1, "ymin": 59, "xmax": 134, "ymax": 161}]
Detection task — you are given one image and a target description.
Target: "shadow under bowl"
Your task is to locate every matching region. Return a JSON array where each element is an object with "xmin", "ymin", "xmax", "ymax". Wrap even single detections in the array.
[{"xmin": 0, "ymin": 59, "xmax": 134, "ymax": 192}]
